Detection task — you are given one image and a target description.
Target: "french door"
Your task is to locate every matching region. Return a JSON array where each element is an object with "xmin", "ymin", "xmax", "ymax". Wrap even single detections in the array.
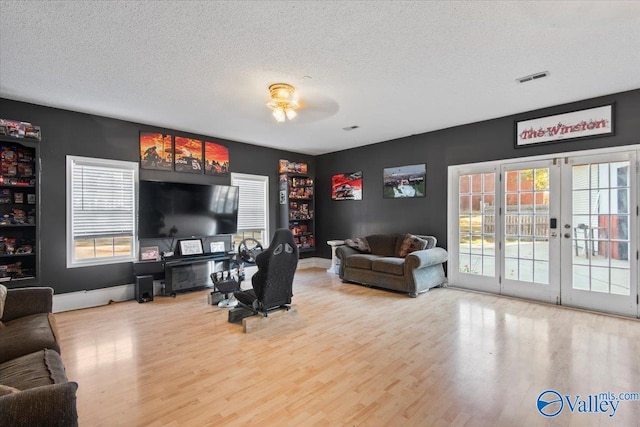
[
  {"xmin": 500, "ymin": 160, "xmax": 560, "ymax": 304},
  {"xmin": 450, "ymin": 149, "xmax": 639, "ymax": 317},
  {"xmin": 560, "ymin": 152, "xmax": 637, "ymax": 316}
]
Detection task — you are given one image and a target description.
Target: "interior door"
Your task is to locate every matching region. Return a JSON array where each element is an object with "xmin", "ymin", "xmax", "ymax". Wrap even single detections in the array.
[
  {"xmin": 560, "ymin": 152, "xmax": 638, "ymax": 317},
  {"xmin": 500, "ymin": 160, "xmax": 561, "ymax": 303}
]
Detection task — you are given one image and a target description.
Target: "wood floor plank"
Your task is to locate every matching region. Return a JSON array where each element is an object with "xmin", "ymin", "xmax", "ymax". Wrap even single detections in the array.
[{"xmin": 54, "ymin": 268, "xmax": 640, "ymax": 426}]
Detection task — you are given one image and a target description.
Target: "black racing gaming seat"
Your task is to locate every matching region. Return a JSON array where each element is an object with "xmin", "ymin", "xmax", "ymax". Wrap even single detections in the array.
[{"xmin": 234, "ymin": 228, "xmax": 299, "ymax": 316}]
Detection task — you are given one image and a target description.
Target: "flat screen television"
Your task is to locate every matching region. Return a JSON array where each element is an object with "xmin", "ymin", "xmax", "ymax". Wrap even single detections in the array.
[{"xmin": 138, "ymin": 180, "xmax": 239, "ymax": 239}]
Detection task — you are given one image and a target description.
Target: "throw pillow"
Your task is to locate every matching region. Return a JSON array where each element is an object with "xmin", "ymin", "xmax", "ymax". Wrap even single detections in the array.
[
  {"xmin": 397, "ymin": 234, "xmax": 428, "ymax": 257},
  {"xmin": 0, "ymin": 384, "xmax": 20, "ymax": 396},
  {"xmin": 0, "ymin": 283, "xmax": 6, "ymax": 322},
  {"xmin": 344, "ymin": 237, "xmax": 371, "ymax": 253}
]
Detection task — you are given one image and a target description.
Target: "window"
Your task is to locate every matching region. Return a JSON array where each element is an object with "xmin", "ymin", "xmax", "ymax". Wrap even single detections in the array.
[
  {"xmin": 231, "ymin": 173, "xmax": 269, "ymax": 247},
  {"xmin": 67, "ymin": 156, "xmax": 138, "ymax": 267}
]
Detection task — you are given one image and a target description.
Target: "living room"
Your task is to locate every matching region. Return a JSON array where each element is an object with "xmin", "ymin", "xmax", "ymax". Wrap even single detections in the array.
[{"xmin": 2, "ymin": 1, "xmax": 640, "ymax": 426}]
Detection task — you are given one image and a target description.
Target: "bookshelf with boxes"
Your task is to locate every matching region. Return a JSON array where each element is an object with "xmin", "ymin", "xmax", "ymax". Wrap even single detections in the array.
[
  {"xmin": 279, "ymin": 173, "xmax": 315, "ymax": 253},
  {"xmin": 0, "ymin": 136, "xmax": 38, "ymax": 284}
]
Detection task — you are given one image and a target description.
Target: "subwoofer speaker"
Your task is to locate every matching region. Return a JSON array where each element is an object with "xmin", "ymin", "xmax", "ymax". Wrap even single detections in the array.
[{"xmin": 135, "ymin": 275, "xmax": 154, "ymax": 303}]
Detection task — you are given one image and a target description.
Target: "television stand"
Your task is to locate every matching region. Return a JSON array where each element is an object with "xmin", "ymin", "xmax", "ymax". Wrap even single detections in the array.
[{"xmin": 134, "ymin": 253, "xmax": 233, "ymax": 296}]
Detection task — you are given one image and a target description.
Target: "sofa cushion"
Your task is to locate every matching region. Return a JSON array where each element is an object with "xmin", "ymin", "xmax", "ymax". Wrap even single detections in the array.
[
  {"xmin": 344, "ymin": 237, "xmax": 371, "ymax": 253},
  {"xmin": 421, "ymin": 235, "xmax": 437, "ymax": 249},
  {"xmin": 371, "ymin": 257, "xmax": 405, "ymax": 276},
  {"xmin": 0, "ymin": 382, "xmax": 79, "ymax": 427},
  {"xmin": 365, "ymin": 234, "xmax": 399, "ymax": 256},
  {"xmin": 344, "ymin": 254, "xmax": 381, "ymax": 270},
  {"xmin": 0, "ymin": 313, "xmax": 60, "ymax": 364},
  {"xmin": 397, "ymin": 234, "xmax": 429, "ymax": 257},
  {"xmin": 0, "ymin": 349, "xmax": 68, "ymax": 390}
]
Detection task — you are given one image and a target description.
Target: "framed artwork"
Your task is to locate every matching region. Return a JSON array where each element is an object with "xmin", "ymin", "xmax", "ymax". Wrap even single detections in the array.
[
  {"xmin": 139, "ymin": 132, "xmax": 173, "ymax": 170},
  {"xmin": 210, "ymin": 241, "xmax": 225, "ymax": 253},
  {"xmin": 279, "ymin": 159, "xmax": 308, "ymax": 174},
  {"xmin": 140, "ymin": 246, "xmax": 160, "ymax": 261},
  {"xmin": 331, "ymin": 171, "xmax": 362, "ymax": 200},
  {"xmin": 178, "ymin": 239, "xmax": 203, "ymax": 256},
  {"xmin": 174, "ymin": 137, "xmax": 203, "ymax": 173},
  {"xmin": 204, "ymin": 141, "xmax": 229, "ymax": 175},
  {"xmin": 383, "ymin": 164, "xmax": 426, "ymax": 198},
  {"xmin": 515, "ymin": 104, "xmax": 614, "ymax": 147}
]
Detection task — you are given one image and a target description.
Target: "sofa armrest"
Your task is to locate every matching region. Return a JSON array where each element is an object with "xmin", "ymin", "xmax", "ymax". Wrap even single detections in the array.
[
  {"xmin": 0, "ymin": 382, "xmax": 78, "ymax": 427},
  {"xmin": 336, "ymin": 245, "xmax": 359, "ymax": 260},
  {"xmin": 2, "ymin": 287, "xmax": 53, "ymax": 322},
  {"xmin": 405, "ymin": 247, "xmax": 448, "ymax": 270}
]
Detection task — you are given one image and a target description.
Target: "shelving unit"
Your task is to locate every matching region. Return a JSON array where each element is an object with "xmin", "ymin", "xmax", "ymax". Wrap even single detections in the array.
[
  {"xmin": 0, "ymin": 136, "xmax": 38, "ymax": 285},
  {"xmin": 279, "ymin": 173, "xmax": 315, "ymax": 252}
]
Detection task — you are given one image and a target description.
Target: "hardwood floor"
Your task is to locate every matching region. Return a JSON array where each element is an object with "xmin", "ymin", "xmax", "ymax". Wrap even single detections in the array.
[{"xmin": 54, "ymin": 268, "xmax": 640, "ymax": 426}]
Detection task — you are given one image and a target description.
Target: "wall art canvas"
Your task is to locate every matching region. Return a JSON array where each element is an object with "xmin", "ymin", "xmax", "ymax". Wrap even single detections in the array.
[
  {"xmin": 279, "ymin": 159, "xmax": 308, "ymax": 174},
  {"xmin": 139, "ymin": 132, "xmax": 173, "ymax": 170},
  {"xmin": 204, "ymin": 141, "xmax": 229, "ymax": 175},
  {"xmin": 383, "ymin": 164, "xmax": 426, "ymax": 198},
  {"xmin": 331, "ymin": 171, "xmax": 362, "ymax": 200},
  {"xmin": 174, "ymin": 137, "xmax": 203, "ymax": 173}
]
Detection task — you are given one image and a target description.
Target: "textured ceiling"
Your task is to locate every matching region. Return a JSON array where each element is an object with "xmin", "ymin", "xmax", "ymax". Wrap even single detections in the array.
[{"xmin": 1, "ymin": 1, "xmax": 640, "ymax": 155}]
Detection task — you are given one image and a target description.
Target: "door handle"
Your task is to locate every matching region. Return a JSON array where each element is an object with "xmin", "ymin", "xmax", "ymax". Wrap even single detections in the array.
[
  {"xmin": 551, "ymin": 232, "xmax": 557, "ymax": 237},
  {"xmin": 564, "ymin": 233, "xmax": 571, "ymax": 238}
]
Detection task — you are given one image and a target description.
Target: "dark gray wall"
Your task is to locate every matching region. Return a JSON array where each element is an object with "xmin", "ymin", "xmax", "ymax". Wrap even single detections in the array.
[
  {"xmin": 0, "ymin": 98, "xmax": 314, "ymax": 294},
  {"xmin": 315, "ymin": 89, "xmax": 640, "ymax": 259},
  {"xmin": 2, "ymin": 88, "xmax": 639, "ymax": 293}
]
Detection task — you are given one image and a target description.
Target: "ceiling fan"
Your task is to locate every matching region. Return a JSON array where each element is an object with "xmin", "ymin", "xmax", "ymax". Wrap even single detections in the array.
[{"xmin": 265, "ymin": 82, "xmax": 339, "ymax": 124}]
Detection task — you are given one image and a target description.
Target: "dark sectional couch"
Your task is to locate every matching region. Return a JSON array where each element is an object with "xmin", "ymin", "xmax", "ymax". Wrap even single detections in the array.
[
  {"xmin": 0, "ymin": 286, "xmax": 78, "ymax": 427},
  {"xmin": 336, "ymin": 233, "xmax": 448, "ymax": 297}
]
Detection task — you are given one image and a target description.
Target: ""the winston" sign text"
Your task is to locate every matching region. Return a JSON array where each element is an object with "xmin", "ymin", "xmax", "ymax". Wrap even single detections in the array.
[{"xmin": 516, "ymin": 105, "xmax": 613, "ymax": 147}]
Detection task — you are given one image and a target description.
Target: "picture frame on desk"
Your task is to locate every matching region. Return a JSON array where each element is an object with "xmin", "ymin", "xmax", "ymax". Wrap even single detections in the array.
[
  {"xmin": 178, "ymin": 239, "xmax": 204, "ymax": 256},
  {"xmin": 140, "ymin": 246, "xmax": 160, "ymax": 261},
  {"xmin": 210, "ymin": 241, "xmax": 225, "ymax": 254}
]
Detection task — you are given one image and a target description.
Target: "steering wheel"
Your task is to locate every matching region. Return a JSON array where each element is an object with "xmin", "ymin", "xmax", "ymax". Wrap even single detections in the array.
[{"xmin": 238, "ymin": 238, "xmax": 264, "ymax": 264}]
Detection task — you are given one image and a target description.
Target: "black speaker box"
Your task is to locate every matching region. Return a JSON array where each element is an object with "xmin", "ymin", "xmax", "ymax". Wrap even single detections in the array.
[{"xmin": 135, "ymin": 275, "xmax": 154, "ymax": 303}]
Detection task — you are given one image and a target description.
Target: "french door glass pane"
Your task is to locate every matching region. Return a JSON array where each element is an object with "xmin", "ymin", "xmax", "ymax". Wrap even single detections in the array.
[
  {"xmin": 571, "ymin": 161, "xmax": 630, "ymax": 295},
  {"xmin": 458, "ymin": 172, "xmax": 496, "ymax": 276},
  {"xmin": 504, "ymin": 167, "xmax": 550, "ymax": 285}
]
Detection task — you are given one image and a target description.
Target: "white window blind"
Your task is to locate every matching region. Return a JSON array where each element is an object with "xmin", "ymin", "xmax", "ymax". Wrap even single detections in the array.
[
  {"xmin": 67, "ymin": 156, "xmax": 138, "ymax": 267},
  {"xmin": 231, "ymin": 172, "xmax": 268, "ymax": 235}
]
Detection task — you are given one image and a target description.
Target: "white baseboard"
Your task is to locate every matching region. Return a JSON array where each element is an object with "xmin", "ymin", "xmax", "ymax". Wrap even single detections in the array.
[
  {"xmin": 52, "ymin": 259, "xmax": 332, "ymax": 313},
  {"xmin": 299, "ymin": 257, "xmax": 331, "ymax": 269},
  {"xmin": 53, "ymin": 284, "xmax": 135, "ymax": 313}
]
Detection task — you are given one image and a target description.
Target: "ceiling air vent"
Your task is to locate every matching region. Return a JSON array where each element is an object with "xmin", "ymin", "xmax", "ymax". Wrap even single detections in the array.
[{"xmin": 517, "ymin": 71, "xmax": 549, "ymax": 83}]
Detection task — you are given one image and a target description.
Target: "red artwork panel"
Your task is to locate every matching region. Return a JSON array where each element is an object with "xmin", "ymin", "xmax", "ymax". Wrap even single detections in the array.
[
  {"xmin": 331, "ymin": 171, "xmax": 363, "ymax": 200},
  {"xmin": 204, "ymin": 141, "xmax": 229, "ymax": 175},
  {"xmin": 140, "ymin": 133, "xmax": 172, "ymax": 170},
  {"xmin": 174, "ymin": 137, "xmax": 203, "ymax": 173}
]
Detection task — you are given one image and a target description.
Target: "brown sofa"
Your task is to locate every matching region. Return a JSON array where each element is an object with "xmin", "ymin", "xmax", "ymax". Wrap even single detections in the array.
[
  {"xmin": 0, "ymin": 285, "xmax": 78, "ymax": 427},
  {"xmin": 336, "ymin": 234, "xmax": 448, "ymax": 297}
]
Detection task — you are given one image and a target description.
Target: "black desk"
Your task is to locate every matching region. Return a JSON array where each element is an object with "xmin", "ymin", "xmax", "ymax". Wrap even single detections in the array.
[{"xmin": 134, "ymin": 253, "xmax": 233, "ymax": 296}]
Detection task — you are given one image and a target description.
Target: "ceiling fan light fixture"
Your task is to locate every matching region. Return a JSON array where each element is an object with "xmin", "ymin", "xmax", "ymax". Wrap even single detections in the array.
[
  {"xmin": 285, "ymin": 108, "xmax": 297, "ymax": 120},
  {"xmin": 267, "ymin": 83, "xmax": 299, "ymax": 122},
  {"xmin": 272, "ymin": 107, "xmax": 286, "ymax": 123}
]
